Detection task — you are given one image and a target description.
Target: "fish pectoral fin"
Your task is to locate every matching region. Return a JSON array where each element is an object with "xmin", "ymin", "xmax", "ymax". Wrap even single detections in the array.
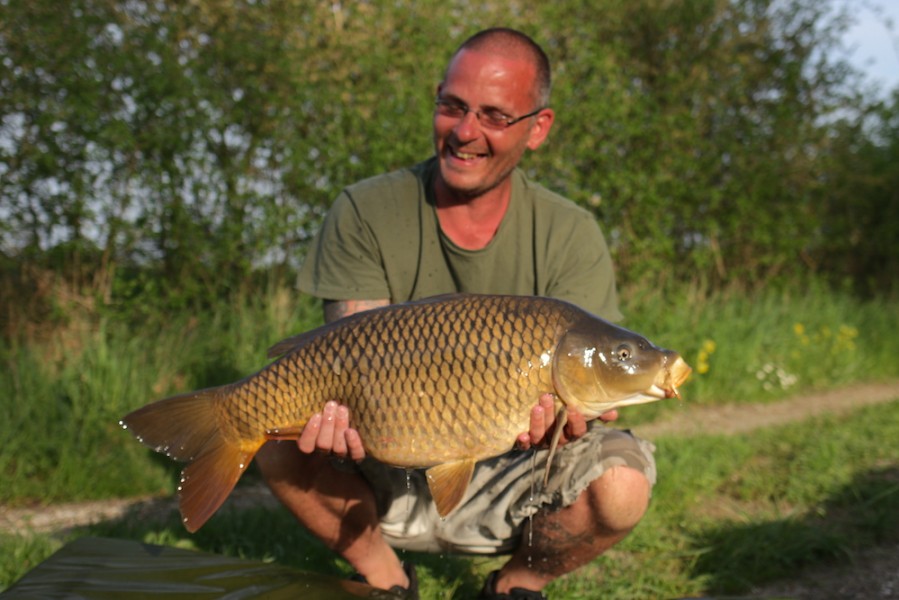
[
  {"xmin": 543, "ymin": 407, "xmax": 568, "ymax": 487},
  {"xmin": 426, "ymin": 459, "xmax": 476, "ymax": 517},
  {"xmin": 264, "ymin": 425, "xmax": 306, "ymax": 440}
]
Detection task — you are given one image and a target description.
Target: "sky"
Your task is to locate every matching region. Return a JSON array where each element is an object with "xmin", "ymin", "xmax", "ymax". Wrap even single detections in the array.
[{"xmin": 836, "ymin": 0, "xmax": 899, "ymax": 96}]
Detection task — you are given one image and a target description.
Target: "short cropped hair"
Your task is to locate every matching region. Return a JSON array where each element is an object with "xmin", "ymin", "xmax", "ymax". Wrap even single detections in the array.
[{"xmin": 448, "ymin": 27, "xmax": 552, "ymax": 108}]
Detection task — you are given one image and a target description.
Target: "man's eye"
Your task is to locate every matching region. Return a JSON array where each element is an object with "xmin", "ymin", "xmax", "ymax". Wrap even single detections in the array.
[{"xmin": 483, "ymin": 111, "xmax": 510, "ymax": 125}]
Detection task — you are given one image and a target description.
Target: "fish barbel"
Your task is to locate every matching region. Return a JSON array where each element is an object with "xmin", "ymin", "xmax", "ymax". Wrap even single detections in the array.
[{"xmin": 121, "ymin": 294, "xmax": 690, "ymax": 532}]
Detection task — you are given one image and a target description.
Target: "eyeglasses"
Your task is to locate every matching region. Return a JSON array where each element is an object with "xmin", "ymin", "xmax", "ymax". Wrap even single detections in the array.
[{"xmin": 434, "ymin": 98, "xmax": 544, "ymax": 130}]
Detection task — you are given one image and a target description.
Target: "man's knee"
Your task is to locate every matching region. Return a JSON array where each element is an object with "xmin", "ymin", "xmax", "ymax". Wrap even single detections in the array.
[{"xmin": 584, "ymin": 465, "xmax": 651, "ymax": 533}]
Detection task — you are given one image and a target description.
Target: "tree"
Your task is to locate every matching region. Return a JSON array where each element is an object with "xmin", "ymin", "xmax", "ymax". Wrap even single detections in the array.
[{"xmin": 0, "ymin": 0, "xmax": 892, "ymax": 323}]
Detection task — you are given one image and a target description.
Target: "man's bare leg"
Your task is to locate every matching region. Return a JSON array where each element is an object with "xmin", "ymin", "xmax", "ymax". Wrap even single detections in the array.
[
  {"xmin": 492, "ymin": 465, "xmax": 651, "ymax": 594},
  {"xmin": 255, "ymin": 441, "xmax": 410, "ymax": 591}
]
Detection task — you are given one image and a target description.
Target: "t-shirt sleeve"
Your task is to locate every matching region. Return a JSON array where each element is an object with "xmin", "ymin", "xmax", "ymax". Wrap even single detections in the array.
[
  {"xmin": 544, "ymin": 213, "xmax": 623, "ymax": 322},
  {"xmin": 296, "ymin": 191, "xmax": 391, "ymax": 300}
]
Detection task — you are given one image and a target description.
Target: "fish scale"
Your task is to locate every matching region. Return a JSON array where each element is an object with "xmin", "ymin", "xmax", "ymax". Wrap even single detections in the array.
[{"xmin": 121, "ymin": 293, "xmax": 690, "ymax": 532}]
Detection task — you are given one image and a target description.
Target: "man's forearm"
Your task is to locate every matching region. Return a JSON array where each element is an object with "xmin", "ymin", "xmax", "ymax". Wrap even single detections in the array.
[{"xmin": 324, "ymin": 298, "xmax": 390, "ymax": 323}]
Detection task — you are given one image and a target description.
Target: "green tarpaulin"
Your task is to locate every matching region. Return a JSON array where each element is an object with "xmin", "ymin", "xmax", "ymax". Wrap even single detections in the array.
[{"xmin": 1, "ymin": 537, "xmax": 383, "ymax": 599}]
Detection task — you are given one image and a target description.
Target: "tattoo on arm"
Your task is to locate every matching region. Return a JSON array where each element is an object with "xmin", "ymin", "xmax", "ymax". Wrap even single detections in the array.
[{"xmin": 323, "ymin": 299, "xmax": 390, "ymax": 323}]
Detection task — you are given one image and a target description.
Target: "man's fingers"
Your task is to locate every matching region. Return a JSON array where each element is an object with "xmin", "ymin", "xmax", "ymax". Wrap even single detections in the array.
[
  {"xmin": 330, "ymin": 404, "xmax": 350, "ymax": 456},
  {"xmin": 315, "ymin": 401, "xmax": 338, "ymax": 452},
  {"xmin": 297, "ymin": 401, "xmax": 365, "ymax": 461},
  {"xmin": 528, "ymin": 403, "xmax": 547, "ymax": 445},
  {"xmin": 538, "ymin": 394, "xmax": 555, "ymax": 421},
  {"xmin": 522, "ymin": 394, "xmax": 559, "ymax": 448},
  {"xmin": 345, "ymin": 428, "xmax": 366, "ymax": 461},
  {"xmin": 298, "ymin": 413, "xmax": 322, "ymax": 454},
  {"xmin": 565, "ymin": 407, "xmax": 588, "ymax": 438}
]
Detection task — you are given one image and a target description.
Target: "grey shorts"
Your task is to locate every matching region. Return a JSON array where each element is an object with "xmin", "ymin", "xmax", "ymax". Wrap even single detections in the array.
[{"xmin": 357, "ymin": 422, "xmax": 656, "ymax": 555}]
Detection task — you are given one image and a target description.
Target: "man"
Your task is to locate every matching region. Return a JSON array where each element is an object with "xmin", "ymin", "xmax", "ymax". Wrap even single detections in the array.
[{"xmin": 256, "ymin": 28, "xmax": 656, "ymax": 600}]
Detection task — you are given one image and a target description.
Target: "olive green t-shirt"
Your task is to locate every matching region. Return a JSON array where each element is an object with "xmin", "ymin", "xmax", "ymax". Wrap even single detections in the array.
[{"xmin": 297, "ymin": 158, "xmax": 623, "ymax": 321}]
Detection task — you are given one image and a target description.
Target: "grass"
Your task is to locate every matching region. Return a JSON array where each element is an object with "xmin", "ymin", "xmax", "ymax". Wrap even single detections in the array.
[
  {"xmin": 0, "ymin": 287, "xmax": 321, "ymax": 505},
  {"xmin": 617, "ymin": 282, "xmax": 899, "ymax": 424},
  {"xmin": 1, "ymin": 283, "xmax": 898, "ymax": 595}
]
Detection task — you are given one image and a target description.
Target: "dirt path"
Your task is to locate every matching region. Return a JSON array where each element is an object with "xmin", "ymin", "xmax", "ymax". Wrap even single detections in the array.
[
  {"xmin": 637, "ymin": 380, "xmax": 899, "ymax": 439},
  {"xmin": 0, "ymin": 482, "xmax": 278, "ymax": 535},
  {"xmin": 2, "ymin": 380, "xmax": 898, "ymax": 598}
]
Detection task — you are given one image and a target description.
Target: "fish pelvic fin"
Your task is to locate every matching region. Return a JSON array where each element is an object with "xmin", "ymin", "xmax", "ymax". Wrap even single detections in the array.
[
  {"xmin": 120, "ymin": 388, "xmax": 258, "ymax": 533},
  {"xmin": 426, "ymin": 459, "xmax": 476, "ymax": 518}
]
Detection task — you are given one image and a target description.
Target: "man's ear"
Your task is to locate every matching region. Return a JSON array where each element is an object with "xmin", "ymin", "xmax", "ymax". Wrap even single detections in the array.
[{"xmin": 526, "ymin": 108, "xmax": 555, "ymax": 150}]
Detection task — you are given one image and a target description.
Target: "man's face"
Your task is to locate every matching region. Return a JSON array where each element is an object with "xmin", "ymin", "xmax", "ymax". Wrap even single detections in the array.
[{"xmin": 433, "ymin": 48, "xmax": 553, "ymax": 200}]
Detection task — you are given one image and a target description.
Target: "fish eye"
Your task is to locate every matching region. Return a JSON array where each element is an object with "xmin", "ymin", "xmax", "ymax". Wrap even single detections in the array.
[{"xmin": 615, "ymin": 344, "xmax": 632, "ymax": 361}]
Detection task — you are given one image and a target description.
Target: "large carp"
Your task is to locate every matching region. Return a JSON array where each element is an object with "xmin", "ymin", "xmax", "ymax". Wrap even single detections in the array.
[{"xmin": 121, "ymin": 294, "xmax": 690, "ymax": 532}]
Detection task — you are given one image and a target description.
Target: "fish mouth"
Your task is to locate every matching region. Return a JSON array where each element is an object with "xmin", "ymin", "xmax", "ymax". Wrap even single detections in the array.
[{"xmin": 651, "ymin": 355, "xmax": 692, "ymax": 399}]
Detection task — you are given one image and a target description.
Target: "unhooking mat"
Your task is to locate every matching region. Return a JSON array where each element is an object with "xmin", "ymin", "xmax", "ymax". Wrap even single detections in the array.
[{"xmin": 1, "ymin": 536, "xmax": 381, "ymax": 599}]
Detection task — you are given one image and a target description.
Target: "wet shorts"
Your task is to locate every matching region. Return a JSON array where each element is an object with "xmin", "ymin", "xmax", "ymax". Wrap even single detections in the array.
[{"xmin": 356, "ymin": 422, "xmax": 656, "ymax": 555}]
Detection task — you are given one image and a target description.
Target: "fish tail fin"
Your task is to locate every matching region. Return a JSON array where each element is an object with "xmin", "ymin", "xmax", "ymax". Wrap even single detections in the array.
[
  {"xmin": 178, "ymin": 431, "xmax": 255, "ymax": 532},
  {"xmin": 121, "ymin": 387, "xmax": 258, "ymax": 532}
]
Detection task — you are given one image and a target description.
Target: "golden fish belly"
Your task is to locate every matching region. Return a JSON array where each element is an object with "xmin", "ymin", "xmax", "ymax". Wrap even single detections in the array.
[{"xmin": 216, "ymin": 295, "xmax": 571, "ymax": 466}]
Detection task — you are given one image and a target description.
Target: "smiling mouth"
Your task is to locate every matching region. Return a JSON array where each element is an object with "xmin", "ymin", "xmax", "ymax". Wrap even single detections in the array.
[{"xmin": 450, "ymin": 147, "xmax": 487, "ymax": 161}]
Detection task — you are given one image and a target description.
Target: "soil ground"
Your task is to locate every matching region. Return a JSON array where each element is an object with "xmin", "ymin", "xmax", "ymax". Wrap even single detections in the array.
[{"xmin": 2, "ymin": 381, "xmax": 898, "ymax": 599}]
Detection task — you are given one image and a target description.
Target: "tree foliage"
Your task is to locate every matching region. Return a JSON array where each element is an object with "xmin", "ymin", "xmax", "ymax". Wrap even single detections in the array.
[{"xmin": 0, "ymin": 0, "xmax": 895, "ymax": 323}]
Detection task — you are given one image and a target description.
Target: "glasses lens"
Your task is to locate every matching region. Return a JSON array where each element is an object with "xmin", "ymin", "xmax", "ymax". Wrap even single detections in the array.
[
  {"xmin": 435, "ymin": 99, "xmax": 535, "ymax": 130},
  {"xmin": 480, "ymin": 112, "xmax": 510, "ymax": 130},
  {"xmin": 436, "ymin": 101, "xmax": 465, "ymax": 118}
]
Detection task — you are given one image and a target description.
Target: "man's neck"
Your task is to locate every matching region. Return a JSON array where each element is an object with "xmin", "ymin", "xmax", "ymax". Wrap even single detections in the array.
[{"xmin": 434, "ymin": 178, "xmax": 512, "ymax": 250}]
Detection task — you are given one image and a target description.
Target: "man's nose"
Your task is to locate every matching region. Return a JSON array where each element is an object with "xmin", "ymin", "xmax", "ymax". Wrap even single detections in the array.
[{"xmin": 452, "ymin": 109, "xmax": 482, "ymax": 140}]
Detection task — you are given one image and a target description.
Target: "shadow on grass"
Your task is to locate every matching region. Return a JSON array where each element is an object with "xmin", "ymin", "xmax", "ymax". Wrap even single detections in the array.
[{"xmin": 690, "ymin": 466, "xmax": 899, "ymax": 596}]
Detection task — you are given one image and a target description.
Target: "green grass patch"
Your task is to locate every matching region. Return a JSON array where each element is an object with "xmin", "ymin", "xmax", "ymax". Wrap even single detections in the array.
[
  {"xmin": 0, "ymin": 289, "xmax": 321, "ymax": 506},
  {"xmin": 619, "ymin": 283, "xmax": 899, "ymax": 424}
]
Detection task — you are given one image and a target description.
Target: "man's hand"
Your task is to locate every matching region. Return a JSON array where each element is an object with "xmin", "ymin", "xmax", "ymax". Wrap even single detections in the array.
[
  {"xmin": 297, "ymin": 401, "xmax": 366, "ymax": 461},
  {"xmin": 516, "ymin": 393, "xmax": 619, "ymax": 450}
]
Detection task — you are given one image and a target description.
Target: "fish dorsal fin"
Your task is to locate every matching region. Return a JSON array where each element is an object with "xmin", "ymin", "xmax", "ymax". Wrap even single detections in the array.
[
  {"xmin": 425, "ymin": 459, "xmax": 476, "ymax": 517},
  {"xmin": 543, "ymin": 407, "xmax": 568, "ymax": 487},
  {"xmin": 267, "ymin": 326, "xmax": 338, "ymax": 358}
]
